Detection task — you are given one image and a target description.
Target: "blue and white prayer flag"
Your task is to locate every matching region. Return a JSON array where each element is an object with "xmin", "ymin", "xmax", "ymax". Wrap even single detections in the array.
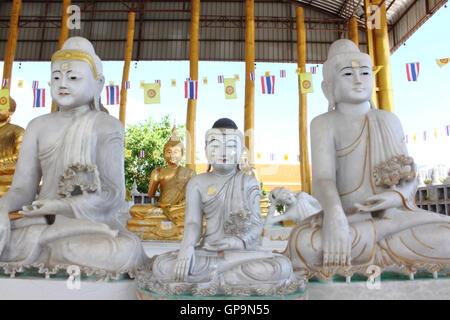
[
  {"xmin": 106, "ymin": 85, "xmax": 120, "ymax": 105},
  {"xmin": 184, "ymin": 80, "xmax": 198, "ymax": 99},
  {"xmin": 406, "ymin": 62, "xmax": 419, "ymax": 81},
  {"xmin": 261, "ymin": 75, "xmax": 275, "ymax": 94},
  {"xmin": 33, "ymin": 89, "xmax": 45, "ymax": 108}
]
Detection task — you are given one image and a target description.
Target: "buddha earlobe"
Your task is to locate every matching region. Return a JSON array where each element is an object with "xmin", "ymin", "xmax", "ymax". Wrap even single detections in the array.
[{"xmin": 321, "ymin": 81, "xmax": 335, "ymax": 111}]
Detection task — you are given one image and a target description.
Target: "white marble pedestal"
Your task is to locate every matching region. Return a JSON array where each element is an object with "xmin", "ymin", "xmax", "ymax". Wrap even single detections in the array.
[
  {"xmin": 0, "ymin": 275, "xmax": 137, "ymax": 300},
  {"xmin": 308, "ymin": 278, "xmax": 450, "ymax": 300}
]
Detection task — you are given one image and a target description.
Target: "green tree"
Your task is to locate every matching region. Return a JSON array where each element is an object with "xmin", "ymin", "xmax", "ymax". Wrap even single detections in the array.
[{"xmin": 124, "ymin": 115, "xmax": 185, "ymax": 193}]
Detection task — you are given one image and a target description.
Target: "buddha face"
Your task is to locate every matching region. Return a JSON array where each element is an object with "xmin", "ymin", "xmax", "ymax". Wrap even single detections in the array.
[
  {"xmin": 332, "ymin": 59, "xmax": 373, "ymax": 106},
  {"xmin": 164, "ymin": 144, "xmax": 183, "ymax": 166},
  {"xmin": 51, "ymin": 60, "xmax": 103, "ymax": 110},
  {"xmin": 206, "ymin": 130, "xmax": 242, "ymax": 169},
  {"xmin": 0, "ymin": 110, "xmax": 11, "ymax": 123}
]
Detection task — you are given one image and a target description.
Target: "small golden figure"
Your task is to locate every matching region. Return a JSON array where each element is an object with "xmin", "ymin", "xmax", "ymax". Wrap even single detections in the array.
[
  {"xmin": 0, "ymin": 97, "xmax": 24, "ymax": 197},
  {"xmin": 126, "ymin": 126, "xmax": 195, "ymax": 240}
]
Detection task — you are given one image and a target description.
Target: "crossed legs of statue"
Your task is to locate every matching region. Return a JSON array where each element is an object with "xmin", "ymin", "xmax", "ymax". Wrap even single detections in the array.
[
  {"xmin": 284, "ymin": 209, "xmax": 450, "ymax": 279},
  {"xmin": 0, "ymin": 216, "xmax": 144, "ymax": 273}
]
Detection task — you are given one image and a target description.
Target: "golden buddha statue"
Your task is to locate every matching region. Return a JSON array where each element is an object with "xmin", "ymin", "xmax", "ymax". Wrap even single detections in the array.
[
  {"xmin": 0, "ymin": 97, "xmax": 24, "ymax": 197},
  {"xmin": 127, "ymin": 126, "xmax": 196, "ymax": 240}
]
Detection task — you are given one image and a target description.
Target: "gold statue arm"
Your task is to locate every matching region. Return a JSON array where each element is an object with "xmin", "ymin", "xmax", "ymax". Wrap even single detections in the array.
[{"xmin": 147, "ymin": 167, "xmax": 161, "ymax": 198}]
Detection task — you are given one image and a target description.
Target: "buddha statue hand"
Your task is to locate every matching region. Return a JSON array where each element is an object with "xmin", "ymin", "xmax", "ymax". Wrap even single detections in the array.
[
  {"xmin": 174, "ymin": 245, "xmax": 195, "ymax": 282},
  {"xmin": 354, "ymin": 191, "xmax": 402, "ymax": 213},
  {"xmin": 19, "ymin": 199, "xmax": 73, "ymax": 218},
  {"xmin": 0, "ymin": 208, "xmax": 11, "ymax": 255},
  {"xmin": 203, "ymin": 236, "xmax": 245, "ymax": 251},
  {"xmin": 322, "ymin": 212, "xmax": 351, "ymax": 267}
]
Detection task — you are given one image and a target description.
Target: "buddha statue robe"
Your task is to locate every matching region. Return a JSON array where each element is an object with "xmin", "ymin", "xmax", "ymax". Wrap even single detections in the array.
[{"xmin": 148, "ymin": 169, "xmax": 295, "ymax": 295}]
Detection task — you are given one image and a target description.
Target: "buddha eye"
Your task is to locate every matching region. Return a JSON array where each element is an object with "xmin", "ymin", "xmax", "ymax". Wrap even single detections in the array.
[
  {"xmin": 70, "ymin": 76, "xmax": 78, "ymax": 80},
  {"xmin": 344, "ymin": 72, "xmax": 352, "ymax": 76},
  {"xmin": 53, "ymin": 76, "xmax": 60, "ymax": 80}
]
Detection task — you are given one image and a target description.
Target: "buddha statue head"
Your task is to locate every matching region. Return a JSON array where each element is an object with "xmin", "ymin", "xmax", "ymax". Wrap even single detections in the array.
[
  {"xmin": 50, "ymin": 37, "xmax": 106, "ymax": 112},
  {"xmin": 163, "ymin": 126, "xmax": 184, "ymax": 167},
  {"xmin": 0, "ymin": 97, "xmax": 16, "ymax": 124},
  {"xmin": 322, "ymin": 39, "xmax": 374, "ymax": 111},
  {"xmin": 205, "ymin": 118, "xmax": 244, "ymax": 172}
]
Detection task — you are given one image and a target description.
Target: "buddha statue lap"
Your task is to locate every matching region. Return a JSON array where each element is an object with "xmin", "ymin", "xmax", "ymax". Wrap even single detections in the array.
[
  {"xmin": 283, "ymin": 39, "xmax": 450, "ymax": 280},
  {"xmin": 0, "ymin": 98, "xmax": 24, "ymax": 197},
  {"xmin": 137, "ymin": 118, "xmax": 300, "ymax": 296},
  {"xmin": 0, "ymin": 37, "xmax": 146, "ymax": 278},
  {"xmin": 127, "ymin": 127, "xmax": 195, "ymax": 240}
]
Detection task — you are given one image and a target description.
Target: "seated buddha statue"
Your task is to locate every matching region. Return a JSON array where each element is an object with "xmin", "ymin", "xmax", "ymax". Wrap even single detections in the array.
[
  {"xmin": 0, "ymin": 37, "xmax": 146, "ymax": 278},
  {"xmin": 127, "ymin": 127, "xmax": 195, "ymax": 240},
  {"xmin": 283, "ymin": 39, "xmax": 450, "ymax": 280},
  {"xmin": 139, "ymin": 118, "xmax": 299, "ymax": 296},
  {"xmin": 0, "ymin": 97, "xmax": 24, "ymax": 197}
]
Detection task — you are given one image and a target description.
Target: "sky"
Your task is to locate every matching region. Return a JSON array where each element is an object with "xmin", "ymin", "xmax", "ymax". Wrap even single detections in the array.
[{"xmin": 1, "ymin": 6, "xmax": 449, "ymax": 176}]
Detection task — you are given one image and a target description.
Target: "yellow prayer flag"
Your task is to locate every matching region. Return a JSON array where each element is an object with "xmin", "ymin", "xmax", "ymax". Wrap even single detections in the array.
[
  {"xmin": 143, "ymin": 83, "xmax": 160, "ymax": 104},
  {"xmin": 171, "ymin": 79, "xmax": 176, "ymax": 87},
  {"xmin": 413, "ymin": 133, "xmax": 417, "ymax": 143},
  {"xmin": 265, "ymin": 71, "xmax": 270, "ymax": 76},
  {"xmin": 17, "ymin": 80, "xmax": 23, "ymax": 88},
  {"xmin": 257, "ymin": 152, "xmax": 261, "ymax": 160},
  {"xmin": 124, "ymin": 149, "xmax": 132, "ymax": 157},
  {"xmin": 295, "ymin": 68, "xmax": 301, "ymax": 75},
  {"xmin": 434, "ymin": 128, "xmax": 438, "ymax": 139},
  {"xmin": 284, "ymin": 154, "xmax": 288, "ymax": 161},
  {"xmin": 224, "ymin": 78, "xmax": 237, "ymax": 100},
  {"xmin": 234, "ymin": 74, "xmax": 240, "ymax": 81},
  {"xmin": 436, "ymin": 58, "xmax": 449, "ymax": 67},
  {"xmin": 109, "ymin": 81, "xmax": 114, "ymax": 86},
  {"xmin": 0, "ymin": 88, "xmax": 10, "ymax": 110},
  {"xmin": 140, "ymin": 80, "xmax": 145, "ymax": 89},
  {"xmin": 299, "ymin": 72, "xmax": 313, "ymax": 94},
  {"xmin": 203, "ymin": 77, "xmax": 208, "ymax": 85}
]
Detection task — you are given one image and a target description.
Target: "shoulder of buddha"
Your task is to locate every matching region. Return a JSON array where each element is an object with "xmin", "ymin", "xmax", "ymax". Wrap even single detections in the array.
[
  {"xmin": 177, "ymin": 165, "xmax": 196, "ymax": 179},
  {"xmin": 310, "ymin": 110, "xmax": 338, "ymax": 133},
  {"xmin": 90, "ymin": 111, "xmax": 124, "ymax": 137}
]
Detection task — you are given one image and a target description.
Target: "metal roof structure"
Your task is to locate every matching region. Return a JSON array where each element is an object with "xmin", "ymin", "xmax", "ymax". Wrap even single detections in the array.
[{"xmin": 0, "ymin": 0, "xmax": 447, "ymax": 63}]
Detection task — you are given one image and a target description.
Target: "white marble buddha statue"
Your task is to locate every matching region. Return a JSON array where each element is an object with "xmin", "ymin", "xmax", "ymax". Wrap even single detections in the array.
[
  {"xmin": 283, "ymin": 39, "xmax": 450, "ymax": 280},
  {"xmin": 139, "ymin": 118, "xmax": 298, "ymax": 296},
  {"xmin": 0, "ymin": 37, "xmax": 146, "ymax": 278}
]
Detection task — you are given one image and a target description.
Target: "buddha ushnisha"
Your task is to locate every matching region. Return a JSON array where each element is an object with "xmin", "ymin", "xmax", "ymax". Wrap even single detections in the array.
[{"xmin": 283, "ymin": 39, "xmax": 450, "ymax": 280}]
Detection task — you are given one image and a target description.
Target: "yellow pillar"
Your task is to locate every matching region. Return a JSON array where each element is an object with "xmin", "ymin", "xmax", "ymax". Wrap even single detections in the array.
[
  {"xmin": 119, "ymin": 12, "xmax": 135, "ymax": 128},
  {"xmin": 2, "ymin": 0, "xmax": 22, "ymax": 90},
  {"xmin": 372, "ymin": 0, "xmax": 393, "ymax": 112},
  {"xmin": 364, "ymin": 0, "xmax": 379, "ymax": 109},
  {"xmin": 244, "ymin": 0, "xmax": 255, "ymax": 165},
  {"xmin": 296, "ymin": 7, "xmax": 311, "ymax": 194},
  {"xmin": 185, "ymin": 0, "xmax": 200, "ymax": 171},
  {"xmin": 52, "ymin": 0, "xmax": 71, "ymax": 112},
  {"xmin": 348, "ymin": 17, "xmax": 359, "ymax": 47}
]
